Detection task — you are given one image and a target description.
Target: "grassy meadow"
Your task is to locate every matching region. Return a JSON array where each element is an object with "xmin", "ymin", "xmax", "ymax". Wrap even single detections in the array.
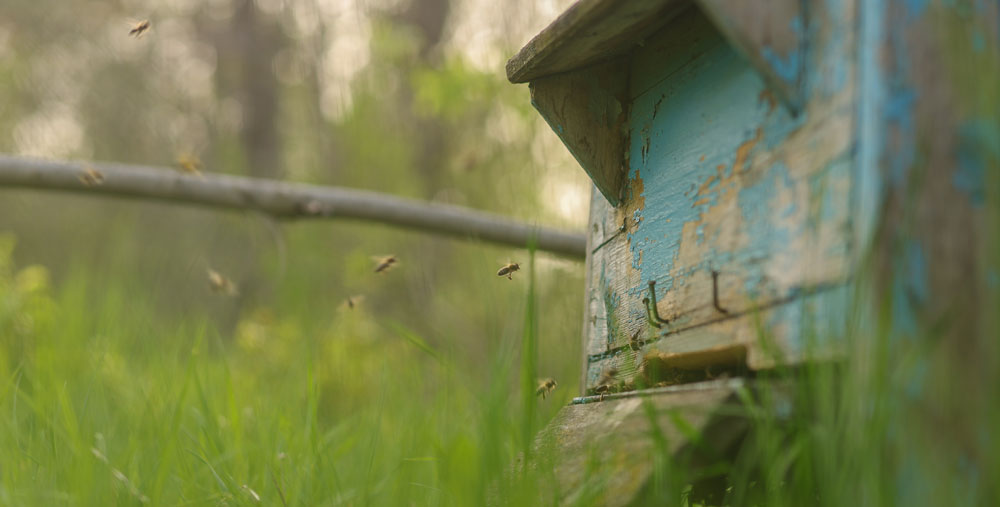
[{"xmin": 0, "ymin": 212, "xmax": 998, "ymax": 506}]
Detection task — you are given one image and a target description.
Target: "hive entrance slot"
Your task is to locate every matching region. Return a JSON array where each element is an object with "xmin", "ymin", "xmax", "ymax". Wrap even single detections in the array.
[{"xmin": 587, "ymin": 344, "xmax": 748, "ymax": 400}]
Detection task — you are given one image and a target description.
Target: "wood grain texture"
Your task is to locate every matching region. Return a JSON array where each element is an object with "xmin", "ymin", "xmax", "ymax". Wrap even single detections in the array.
[
  {"xmin": 535, "ymin": 379, "xmax": 751, "ymax": 505},
  {"xmin": 529, "ymin": 60, "xmax": 631, "ymax": 205},
  {"xmin": 506, "ymin": 0, "xmax": 689, "ymax": 83},
  {"xmin": 579, "ymin": 1, "xmax": 857, "ymax": 390}
]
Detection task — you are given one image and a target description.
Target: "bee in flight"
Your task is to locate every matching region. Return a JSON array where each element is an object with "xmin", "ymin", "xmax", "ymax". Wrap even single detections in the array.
[
  {"xmin": 128, "ymin": 20, "xmax": 151, "ymax": 38},
  {"xmin": 78, "ymin": 167, "xmax": 105, "ymax": 186},
  {"xmin": 207, "ymin": 268, "xmax": 238, "ymax": 296},
  {"xmin": 536, "ymin": 378, "xmax": 558, "ymax": 399},
  {"xmin": 496, "ymin": 262, "xmax": 520, "ymax": 280},
  {"xmin": 373, "ymin": 255, "xmax": 397, "ymax": 274},
  {"xmin": 176, "ymin": 154, "xmax": 203, "ymax": 176},
  {"xmin": 340, "ymin": 295, "xmax": 366, "ymax": 310}
]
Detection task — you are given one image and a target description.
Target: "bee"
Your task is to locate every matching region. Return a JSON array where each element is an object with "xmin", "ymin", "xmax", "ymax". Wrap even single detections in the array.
[
  {"xmin": 340, "ymin": 294, "xmax": 366, "ymax": 310},
  {"xmin": 593, "ymin": 367, "xmax": 619, "ymax": 401},
  {"xmin": 176, "ymin": 154, "xmax": 203, "ymax": 176},
  {"xmin": 536, "ymin": 378, "xmax": 558, "ymax": 399},
  {"xmin": 78, "ymin": 167, "xmax": 105, "ymax": 186},
  {"xmin": 207, "ymin": 268, "xmax": 238, "ymax": 296},
  {"xmin": 496, "ymin": 262, "xmax": 520, "ymax": 280},
  {"xmin": 629, "ymin": 329, "xmax": 642, "ymax": 351},
  {"xmin": 128, "ymin": 20, "xmax": 151, "ymax": 38},
  {"xmin": 373, "ymin": 255, "xmax": 397, "ymax": 274},
  {"xmin": 593, "ymin": 384, "xmax": 611, "ymax": 401}
]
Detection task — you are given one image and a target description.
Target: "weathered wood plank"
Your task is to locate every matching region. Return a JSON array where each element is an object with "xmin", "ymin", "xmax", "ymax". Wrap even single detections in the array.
[
  {"xmin": 535, "ymin": 379, "xmax": 752, "ymax": 505},
  {"xmin": 584, "ymin": 285, "xmax": 849, "ymax": 392},
  {"xmin": 580, "ymin": 2, "xmax": 857, "ymax": 382},
  {"xmin": 694, "ymin": 0, "xmax": 805, "ymax": 111},
  {"xmin": 628, "ymin": 7, "xmax": 727, "ymax": 101},
  {"xmin": 581, "ymin": 187, "xmax": 622, "ymax": 382},
  {"xmin": 529, "ymin": 60, "xmax": 631, "ymax": 205},
  {"xmin": 506, "ymin": 0, "xmax": 689, "ymax": 84}
]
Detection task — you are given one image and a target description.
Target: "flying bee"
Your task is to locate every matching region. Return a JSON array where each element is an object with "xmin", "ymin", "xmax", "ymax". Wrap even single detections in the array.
[
  {"xmin": 372, "ymin": 255, "xmax": 397, "ymax": 274},
  {"xmin": 176, "ymin": 154, "xmax": 203, "ymax": 176},
  {"xmin": 78, "ymin": 167, "xmax": 105, "ymax": 186},
  {"xmin": 339, "ymin": 294, "xmax": 366, "ymax": 310},
  {"xmin": 536, "ymin": 378, "xmax": 557, "ymax": 399},
  {"xmin": 128, "ymin": 20, "xmax": 151, "ymax": 38},
  {"xmin": 207, "ymin": 268, "xmax": 238, "ymax": 296},
  {"xmin": 496, "ymin": 262, "xmax": 520, "ymax": 280}
]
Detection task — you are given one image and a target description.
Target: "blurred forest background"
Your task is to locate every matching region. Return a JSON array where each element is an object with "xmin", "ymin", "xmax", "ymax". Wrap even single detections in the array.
[{"xmin": 0, "ymin": 0, "xmax": 599, "ymax": 504}]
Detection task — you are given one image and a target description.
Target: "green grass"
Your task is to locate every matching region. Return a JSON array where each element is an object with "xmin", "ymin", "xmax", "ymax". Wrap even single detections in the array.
[
  {"xmin": 0, "ymin": 232, "xmax": 572, "ymax": 505},
  {"xmin": 0, "ymin": 220, "xmax": 998, "ymax": 506}
]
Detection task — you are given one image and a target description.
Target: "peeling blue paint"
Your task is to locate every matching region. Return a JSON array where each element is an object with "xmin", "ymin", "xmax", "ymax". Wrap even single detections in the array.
[
  {"xmin": 626, "ymin": 36, "xmax": 800, "ymax": 301},
  {"xmin": 762, "ymin": 46, "xmax": 802, "ymax": 86},
  {"xmin": 761, "ymin": 15, "xmax": 807, "ymax": 87}
]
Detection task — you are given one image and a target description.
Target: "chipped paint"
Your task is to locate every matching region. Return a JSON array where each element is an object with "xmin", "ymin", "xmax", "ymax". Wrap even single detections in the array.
[{"xmin": 578, "ymin": 0, "xmax": 858, "ymax": 386}]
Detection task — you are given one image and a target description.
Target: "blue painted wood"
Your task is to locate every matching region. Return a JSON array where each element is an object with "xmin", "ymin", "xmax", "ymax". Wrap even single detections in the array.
[{"xmin": 581, "ymin": 4, "xmax": 858, "ymax": 389}]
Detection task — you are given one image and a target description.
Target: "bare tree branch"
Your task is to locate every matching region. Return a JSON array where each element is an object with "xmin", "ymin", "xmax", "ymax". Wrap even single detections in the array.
[{"xmin": 0, "ymin": 155, "xmax": 586, "ymax": 258}]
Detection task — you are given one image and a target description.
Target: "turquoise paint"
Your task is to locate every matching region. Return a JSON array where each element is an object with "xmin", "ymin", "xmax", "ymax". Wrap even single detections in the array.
[
  {"xmin": 903, "ymin": 0, "xmax": 930, "ymax": 17},
  {"xmin": 626, "ymin": 36, "xmax": 805, "ymax": 306},
  {"xmin": 972, "ymin": 29, "xmax": 986, "ymax": 52},
  {"xmin": 764, "ymin": 285, "xmax": 850, "ymax": 356},
  {"xmin": 761, "ymin": 15, "xmax": 806, "ymax": 86},
  {"xmin": 953, "ymin": 118, "xmax": 999, "ymax": 206},
  {"xmin": 738, "ymin": 162, "xmax": 797, "ymax": 295},
  {"xmin": 762, "ymin": 46, "xmax": 802, "ymax": 86},
  {"xmin": 890, "ymin": 241, "xmax": 929, "ymax": 338},
  {"xmin": 884, "ymin": 88, "xmax": 918, "ymax": 185},
  {"xmin": 855, "ymin": 0, "xmax": 887, "ymax": 255}
]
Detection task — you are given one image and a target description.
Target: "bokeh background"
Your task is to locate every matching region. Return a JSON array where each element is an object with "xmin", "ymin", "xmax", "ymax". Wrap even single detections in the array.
[{"xmin": 0, "ymin": 0, "xmax": 593, "ymax": 504}]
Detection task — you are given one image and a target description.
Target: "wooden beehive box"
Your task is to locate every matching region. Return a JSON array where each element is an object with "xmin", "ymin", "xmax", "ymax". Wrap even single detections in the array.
[
  {"xmin": 510, "ymin": 0, "xmax": 857, "ymax": 398},
  {"xmin": 511, "ymin": 0, "xmax": 996, "ymax": 503}
]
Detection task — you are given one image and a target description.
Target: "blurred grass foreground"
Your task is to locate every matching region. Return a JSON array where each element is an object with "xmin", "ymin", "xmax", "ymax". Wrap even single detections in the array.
[{"xmin": 1, "ymin": 0, "xmax": 999, "ymax": 505}]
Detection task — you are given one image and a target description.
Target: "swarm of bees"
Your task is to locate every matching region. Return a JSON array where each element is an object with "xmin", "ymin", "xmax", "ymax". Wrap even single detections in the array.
[
  {"xmin": 128, "ymin": 20, "xmax": 151, "ymax": 38},
  {"xmin": 536, "ymin": 378, "xmax": 558, "ymax": 399},
  {"xmin": 78, "ymin": 167, "xmax": 105, "ymax": 186},
  {"xmin": 497, "ymin": 262, "xmax": 520, "ymax": 280}
]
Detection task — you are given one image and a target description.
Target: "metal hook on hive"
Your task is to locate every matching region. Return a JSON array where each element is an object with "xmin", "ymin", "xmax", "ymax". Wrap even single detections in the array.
[
  {"xmin": 644, "ymin": 280, "xmax": 670, "ymax": 327},
  {"xmin": 711, "ymin": 270, "xmax": 729, "ymax": 314}
]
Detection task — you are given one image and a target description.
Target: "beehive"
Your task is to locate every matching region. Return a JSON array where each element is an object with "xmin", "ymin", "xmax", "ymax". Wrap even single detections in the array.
[
  {"xmin": 509, "ymin": 0, "xmax": 996, "ymax": 501},
  {"xmin": 510, "ymin": 0, "xmax": 856, "ymax": 395}
]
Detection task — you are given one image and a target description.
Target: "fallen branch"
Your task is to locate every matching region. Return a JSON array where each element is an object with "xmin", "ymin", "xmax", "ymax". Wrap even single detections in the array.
[{"xmin": 0, "ymin": 155, "xmax": 587, "ymax": 258}]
